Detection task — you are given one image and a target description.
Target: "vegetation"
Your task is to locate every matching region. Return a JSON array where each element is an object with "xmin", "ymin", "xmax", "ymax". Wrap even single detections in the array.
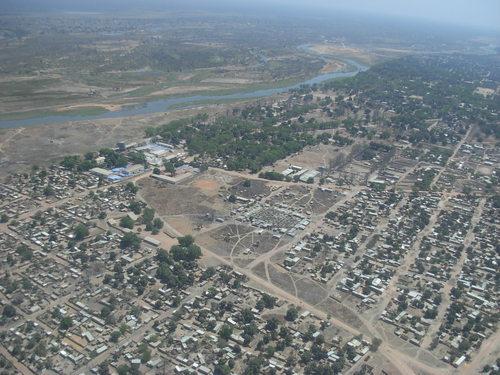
[
  {"xmin": 73, "ymin": 224, "xmax": 89, "ymax": 241},
  {"xmin": 155, "ymin": 236, "xmax": 202, "ymax": 289},
  {"xmin": 147, "ymin": 115, "xmax": 346, "ymax": 173},
  {"xmin": 120, "ymin": 232, "xmax": 141, "ymax": 250}
]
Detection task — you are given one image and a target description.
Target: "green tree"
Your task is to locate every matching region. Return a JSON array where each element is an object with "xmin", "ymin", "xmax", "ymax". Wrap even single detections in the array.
[
  {"xmin": 98, "ymin": 362, "xmax": 110, "ymax": 375},
  {"xmin": 110, "ymin": 331, "xmax": 121, "ymax": 343},
  {"xmin": 265, "ymin": 317, "xmax": 279, "ymax": 331},
  {"xmin": 116, "ymin": 364, "xmax": 129, "ymax": 375},
  {"xmin": 214, "ymin": 363, "xmax": 231, "ymax": 375},
  {"xmin": 59, "ymin": 316, "xmax": 73, "ymax": 330},
  {"xmin": 125, "ymin": 182, "xmax": 138, "ymax": 194},
  {"xmin": 129, "ymin": 201, "xmax": 142, "ymax": 215},
  {"xmin": 285, "ymin": 306, "xmax": 299, "ymax": 322},
  {"xmin": 73, "ymin": 224, "xmax": 89, "ymax": 241},
  {"xmin": 219, "ymin": 324, "xmax": 233, "ymax": 340},
  {"xmin": 153, "ymin": 218, "xmax": 164, "ymax": 229},
  {"xmin": 2, "ymin": 304, "xmax": 16, "ymax": 318},
  {"xmin": 164, "ymin": 160, "xmax": 176, "ymax": 176},
  {"xmin": 16, "ymin": 244, "xmax": 33, "ymax": 261},
  {"xmin": 120, "ymin": 232, "xmax": 141, "ymax": 250},
  {"xmin": 371, "ymin": 337, "xmax": 382, "ymax": 352},
  {"xmin": 120, "ymin": 216, "xmax": 135, "ymax": 229}
]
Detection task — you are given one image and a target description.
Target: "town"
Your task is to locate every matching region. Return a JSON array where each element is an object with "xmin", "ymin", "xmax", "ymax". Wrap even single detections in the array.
[{"xmin": 0, "ymin": 40, "xmax": 499, "ymax": 375}]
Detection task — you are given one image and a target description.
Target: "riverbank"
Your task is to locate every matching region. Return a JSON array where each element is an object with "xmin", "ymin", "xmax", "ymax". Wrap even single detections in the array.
[{"xmin": 0, "ymin": 45, "xmax": 369, "ymax": 129}]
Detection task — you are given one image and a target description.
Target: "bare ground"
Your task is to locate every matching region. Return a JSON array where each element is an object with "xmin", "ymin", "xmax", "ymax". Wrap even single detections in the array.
[{"xmin": 0, "ymin": 105, "xmax": 224, "ymax": 176}]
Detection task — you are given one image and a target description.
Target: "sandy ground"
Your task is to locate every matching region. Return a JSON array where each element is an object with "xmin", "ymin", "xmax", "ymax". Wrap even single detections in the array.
[
  {"xmin": 201, "ymin": 77, "xmax": 255, "ymax": 84},
  {"xmin": 310, "ymin": 44, "xmax": 363, "ymax": 56},
  {"xmin": 320, "ymin": 60, "xmax": 346, "ymax": 74},
  {"xmin": 149, "ymin": 85, "xmax": 223, "ymax": 96},
  {"xmin": 54, "ymin": 103, "xmax": 123, "ymax": 112},
  {"xmin": 0, "ymin": 104, "xmax": 230, "ymax": 176},
  {"xmin": 309, "ymin": 44, "xmax": 393, "ymax": 65},
  {"xmin": 274, "ymin": 142, "xmax": 341, "ymax": 172},
  {"xmin": 192, "ymin": 177, "xmax": 221, "ymax": 196}
]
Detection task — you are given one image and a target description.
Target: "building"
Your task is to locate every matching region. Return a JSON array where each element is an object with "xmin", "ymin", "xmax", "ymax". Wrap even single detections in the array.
[{"xmin": 90, "ymin": 168, "xmax": 113, "ymax": 177}]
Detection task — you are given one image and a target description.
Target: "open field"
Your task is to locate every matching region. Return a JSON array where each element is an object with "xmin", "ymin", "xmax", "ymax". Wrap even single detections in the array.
[{"xmin": 0, "ymin": 104, "xmax": 230, "ymax": 174}]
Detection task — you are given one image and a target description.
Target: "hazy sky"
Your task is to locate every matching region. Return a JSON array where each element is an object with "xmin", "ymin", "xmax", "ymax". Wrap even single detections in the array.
[
  {"xmin": 1, "ymin": 0, "xmax": 499, "ymax": 31},
  {"xmin": 288, "ymin": 0, "xmax": 500, "ymax": 30}
]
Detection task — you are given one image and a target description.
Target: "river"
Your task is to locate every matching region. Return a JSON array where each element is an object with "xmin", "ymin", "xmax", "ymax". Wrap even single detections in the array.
[{"xmin": 0, "ymin": 44, "xmax": 368, "ymax": 129}]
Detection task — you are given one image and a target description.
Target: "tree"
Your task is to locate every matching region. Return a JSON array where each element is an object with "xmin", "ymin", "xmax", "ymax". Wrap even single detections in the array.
[
  {"xmin": 219, "ymin": 324, "xmax": 233, "ymax": 340},
  {"xmin": 59, "ymin": 316, "xmax": 73, "ymax": 330},
  {"xmin": 110, "ymin": 331, "xmax": 121, "ymax": 343},
  {"xmin": 120, "ymin": 216, "xmax": 135, "ymax": 229},
  {"xmin": 101, "ymin": 306, "xmax": 112, "ymax": 318},
  {"xmin": 424, "ymin": 309, "xmax": 437, "ymax": 319},
  {"xmin": 260, "ymin": 294, "xmax": 276, "ymax": 309},
  {"xmin": 370, "ymin": 337, "xmax": 382, "ymax": 352},
  {"xmin": 153, "ymin": 218, "xmax": 164, "ymax": 229},
  {"xmin": 129, "ymin": 201, "xmax": 142, "ymax": 215},
  {"xmin": 171, "ymin": 243, "xmax": 202, "ymax": 262},
  {"xmin": 214, "ymin": 363, "xmax": 231, "ymax": 375},
  {"xmin": 16, "ymin": 244, "xmax": 32, "ymax": 261},
  {"xmin": 141, "ymin": 349, "xmax": 151, "ymax": 363},
  {"xmin": 285, "ymin": 306, "xmax": 299, "ymax": 322},
  {"xmin": 142, "ymin": 207, "xmax": 155, "ymax": 222},
  {"xmin": 462, "ymin": 186, "xmax": 472, "ymax": 195},
  {"xmin": 120, "ymin": 232, "xmax": 141, "ymax": 250},
  {"xmin": 458, "ymin": 339, "xmax": 471, "ymax": 351},
  {"xmin": 164, "ymin": 160, "xmax": 176, "ymax": 176},
  {"xmin": 2, "ymin": 304, "xmax": 16, "ymax": 318},
  {"xmin": 240, "ymin": 308, "xmax": 254, "ymax": 324},
  {"xmin": 125, "ymin": 182, "xmax": 138, "ymax": 194},
  {"xmin": 265, "ymin": 317, "xmax": 279, "ymax": 331},
  {"xmin": 116, "ymin": 365, "xmax": 129, "ymax": 375},
  {"xmin": 98, "ymin": 362, "xmax": 110, "ymax": 375},
  {"xmin": 74, "ymin": 224, "xmax": 89, "ymax": 241},
  {"xmin": 243, "ymin": 356, "xmax": 266, "ymax": 375}
]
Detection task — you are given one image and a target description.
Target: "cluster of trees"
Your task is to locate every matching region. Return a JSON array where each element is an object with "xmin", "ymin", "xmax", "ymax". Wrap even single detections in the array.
[
  {"xmin": 60, "ymin": 147, "xmax": 145, "ymax": 172},
  {"xmin": 155, "ymin": 236, "xmax": 201, "ymax": 289},
  {"xmin": 2, "ymin": 304, "xmax": 16, "ymax": 318},
  {"xmin": 170, "ymin": 235, "xmax": 202, "ymax": 262},
  {"xmin": 60, "ymin": 154, "xmax": 97, "ymax": 171},
  {"xmin": 320, "ymin": 54, "xmax": 499, "ymax": 146},
  {"xmin": 421, "ymin": 146, "xmax": 453, "ymax": 166},
  {"xmin": 120, "ymin": 206, "xmax": 163, "ymax": 234},
  {"xmin": 73, "ymin": 223, "xmax": 90, "ymax": 240},
  {"xmin": 258, "ymin": 171, "xmax": 285, "ymax": 181},
  {"xmin": 147, "ymin": 115, "xmax": 349, "ymax": 173},
  {"xmin": 15, "ymin": 244, "xmax": 33, "ymax": 261},
  {"xmin": 413, "ymin": 168, "xmax": 438, "ymax": 191},
  {"xmin": 120, "ymin": 232, "xmax": 141, "ymax": 250}
]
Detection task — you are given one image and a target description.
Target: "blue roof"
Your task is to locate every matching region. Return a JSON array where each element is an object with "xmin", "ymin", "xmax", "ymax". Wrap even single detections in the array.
[{"xmin": 108, "ymin": 175, "xmax": 122, "ymax": 181}]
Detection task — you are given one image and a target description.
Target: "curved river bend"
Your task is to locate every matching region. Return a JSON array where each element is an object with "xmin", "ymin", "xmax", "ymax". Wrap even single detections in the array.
[{"xmin": 0, "ymin": 44, "xmax": 368, "ymax": 129}]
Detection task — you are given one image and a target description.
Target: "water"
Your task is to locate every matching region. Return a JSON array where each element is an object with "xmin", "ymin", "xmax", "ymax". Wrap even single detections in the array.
[{"xmin": 0, "ymin": 44, "xmax": 368, "ymax": 129}]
